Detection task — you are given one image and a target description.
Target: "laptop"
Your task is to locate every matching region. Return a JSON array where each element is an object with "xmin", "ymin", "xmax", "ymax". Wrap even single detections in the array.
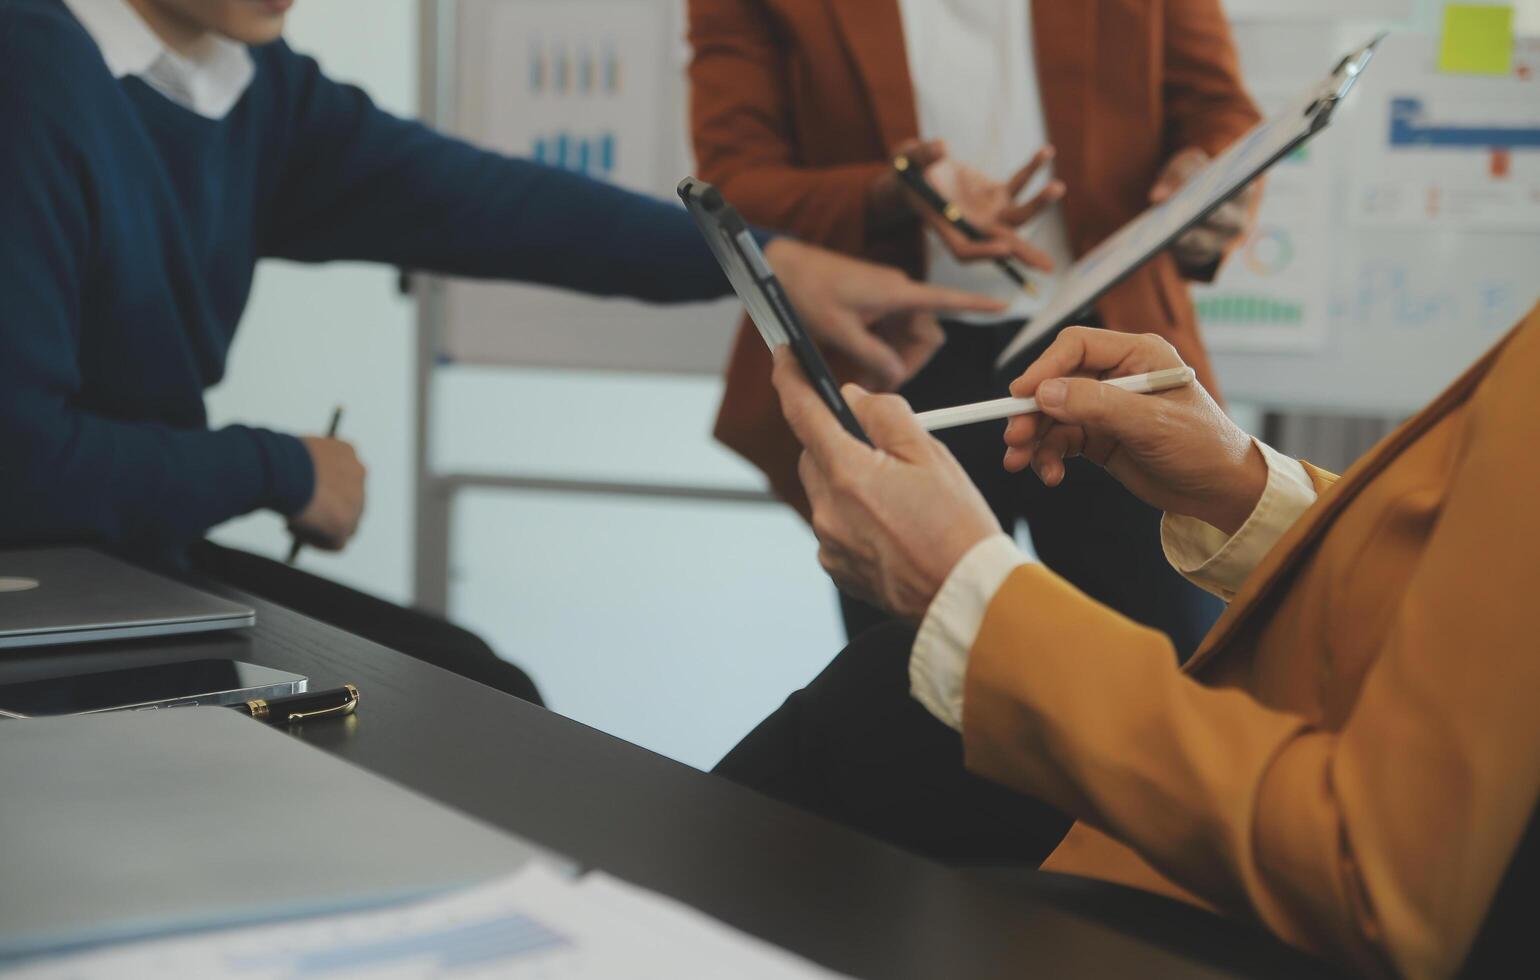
[{"xmin": 0, "ymin": 547, "xmax": 255, "ymax": 650}]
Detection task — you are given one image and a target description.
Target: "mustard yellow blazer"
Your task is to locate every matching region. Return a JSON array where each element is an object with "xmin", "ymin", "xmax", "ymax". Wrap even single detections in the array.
[{"xmin": 962, "ymin": 302, "xmax": 1540, "ymax": 978}]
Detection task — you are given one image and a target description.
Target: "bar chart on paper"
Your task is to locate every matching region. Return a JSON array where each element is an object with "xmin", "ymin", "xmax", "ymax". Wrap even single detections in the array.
[
  {"xmin": 484, "ymin": 2, "xmax": 667, "ymax": 192},
  {"xmin": 441, "ymin": 0, "xmax": 743, "ymax": 375},
  {"xmin": 1196, "ymin": 293, "xmax": 1305, "ymax": 327},
  {"xmin": 531, "ymin": 131, "xmax": 618, "ymax": 179}
]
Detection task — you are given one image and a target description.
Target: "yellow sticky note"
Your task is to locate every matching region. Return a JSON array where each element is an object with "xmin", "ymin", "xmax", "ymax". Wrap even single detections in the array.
[{"xmin": 1439, "ymin": 4, "xmax": 1515, "ymax": 76}]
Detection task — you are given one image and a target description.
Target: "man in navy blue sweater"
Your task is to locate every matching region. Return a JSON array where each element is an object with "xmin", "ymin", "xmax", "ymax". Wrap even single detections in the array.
[{"xmin": 0, "ymin": 0, "xmax": 997, "ymax": 701}]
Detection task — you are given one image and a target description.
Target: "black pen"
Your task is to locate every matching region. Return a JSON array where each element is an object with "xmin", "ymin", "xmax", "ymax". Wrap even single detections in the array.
[
  {"xmin": 230, "ymin": 683, "xmax": 359, "ymax": 724},
  {"xmin": 287, "ymin": 405, "xmax": 345, "ymax": 564},
  {"xmin": 893, "ymin": 154, "xmax": 1038, "ymax": 296}
]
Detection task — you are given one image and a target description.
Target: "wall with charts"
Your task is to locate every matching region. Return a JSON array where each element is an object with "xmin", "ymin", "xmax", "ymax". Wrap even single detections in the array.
[
  {"xmin": 431, "ymin": 0, "xmax": 1540, "ymax": 408},
  {"xmin": 436, "ymin": 0, "xmax": 740, "ymax": 375},
  {"xmin": 1202, "ymin": 7, "xmax": 1540, "ymax": 413}
]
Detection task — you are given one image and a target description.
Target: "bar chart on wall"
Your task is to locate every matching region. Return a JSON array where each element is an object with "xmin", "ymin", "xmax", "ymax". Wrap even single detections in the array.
[
  {"xmin": 441, "ymin": 0, "xmax": 739, "ymax": 374},
  {"xmin": 482, "ymin": 2, "xmax": 666, "ymax": 192}
]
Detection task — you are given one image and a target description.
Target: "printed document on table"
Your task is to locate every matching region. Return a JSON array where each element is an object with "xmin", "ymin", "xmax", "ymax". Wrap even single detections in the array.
[{"xmin": 4, "ymin": 864, "xmax": 850, "ymax": 980}]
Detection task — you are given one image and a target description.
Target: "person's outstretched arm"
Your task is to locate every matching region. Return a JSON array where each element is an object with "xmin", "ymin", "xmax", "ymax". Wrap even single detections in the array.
[
  {"xmin": 0, "ymin": 36, "xmax": 312, "ymax": 558},
  {"xmin": 260, "ymin": 44, "xmax": 723, "ymax": 302},
  {"xmin": 257, "ymin": 43, "xmax": 999, "ymax": 388}
]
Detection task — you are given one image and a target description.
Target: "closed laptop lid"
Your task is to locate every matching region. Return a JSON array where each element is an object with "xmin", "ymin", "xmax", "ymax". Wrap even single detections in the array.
[{"xmin": 0, "ymin": 547, "xmax": 254, "ymax": 648}]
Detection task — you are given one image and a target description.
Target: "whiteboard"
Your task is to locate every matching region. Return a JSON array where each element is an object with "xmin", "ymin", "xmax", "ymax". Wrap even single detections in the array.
[
  {"xmin": 435, "ymin": 0, "xmax": 740, "ymax": 375},
  {"xmin": 1204, "ymin": 27, "xmax": 1540, "ymax": 413}
]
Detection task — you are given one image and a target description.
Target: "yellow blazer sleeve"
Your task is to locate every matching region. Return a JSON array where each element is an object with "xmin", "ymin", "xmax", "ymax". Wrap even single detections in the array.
[{"xmin": 962, "ymin": 352, "xmax": 1540, "ymax": 977}]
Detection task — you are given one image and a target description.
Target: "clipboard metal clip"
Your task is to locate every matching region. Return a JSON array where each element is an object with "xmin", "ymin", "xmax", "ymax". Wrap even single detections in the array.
[{"xmin": 1312, "ymin": 32, "xmax": 1388, "ymax": 117}]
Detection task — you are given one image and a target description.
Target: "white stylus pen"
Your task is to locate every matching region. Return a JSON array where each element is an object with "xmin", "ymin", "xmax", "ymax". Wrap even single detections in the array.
[{"xmin": 915, "ymin": 366, "xmax": 1197, "ymax": 432}]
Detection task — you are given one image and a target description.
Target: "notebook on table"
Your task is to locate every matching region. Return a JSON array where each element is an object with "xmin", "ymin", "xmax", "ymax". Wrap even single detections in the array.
[{"xmin": 0, "ymin": 707, "xmax": 554, "ymax": 961}]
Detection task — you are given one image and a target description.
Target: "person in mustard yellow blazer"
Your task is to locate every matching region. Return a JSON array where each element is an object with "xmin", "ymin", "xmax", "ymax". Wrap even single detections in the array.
[{"xmin": 725, "ymin": 302, "xmax": 1540, "ymax": 978}]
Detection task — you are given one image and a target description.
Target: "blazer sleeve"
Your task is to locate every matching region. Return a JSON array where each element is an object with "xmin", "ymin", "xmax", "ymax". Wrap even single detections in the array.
[
  {"xmin": 688, "ymin": 0, "xmax": 887, "ymax": 254},
  {"xmin": 960, "ymin": 343, "xmax": 1540, "ymax": 979},
  {"xmin": 1160, "ymin": 0, "xmax": 1262, "ymax": 160}
]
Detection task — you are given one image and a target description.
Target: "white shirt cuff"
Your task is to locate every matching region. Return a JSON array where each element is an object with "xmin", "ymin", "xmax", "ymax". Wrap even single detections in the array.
[
  {"xmin": 909, "ymin": 534, "xmax": 1031, "ymax": 731},
  {"xmin": 1160, "ymin": 439, "xmax": 1318, "ymax": 601}
]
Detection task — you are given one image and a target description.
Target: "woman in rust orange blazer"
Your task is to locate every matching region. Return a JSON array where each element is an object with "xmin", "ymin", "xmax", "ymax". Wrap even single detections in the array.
[
  {"xmin": 749, "ymin": 302, "xmax": 1540, "ymax": 978},
  {"xmin": 689, "ymin": 0, "xmax": 1261, "ymax": 651}
]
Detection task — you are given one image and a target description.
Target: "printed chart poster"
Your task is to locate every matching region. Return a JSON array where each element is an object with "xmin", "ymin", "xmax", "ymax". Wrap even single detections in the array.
[
  {"xmin": 1351, "ymin": 37, "xmax": 1540, "ymax": 231},
  {"xmin": 482, "ymin": 0, "xmax": 670, "ymax": 194},
  {"xmin": 1192, "ymin": 95, "xmax": 1333, "ymax": 353}
]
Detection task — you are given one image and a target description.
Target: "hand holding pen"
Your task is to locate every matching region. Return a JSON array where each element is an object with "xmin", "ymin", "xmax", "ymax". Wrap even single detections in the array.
[
  {"xmin": 287, "ymin": 406, "xmax": 365, "ymax": 561},
  {"xmin": 885, "ymin": 139, "xmax": 1065, "ymax": 294}
]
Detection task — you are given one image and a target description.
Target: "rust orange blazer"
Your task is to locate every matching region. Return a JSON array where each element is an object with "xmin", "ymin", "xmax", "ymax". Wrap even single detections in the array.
[
  {"xmin": 689, "ymin": 0, "xmax": 1261, "ymax": 512},
  {"xmin": 965, "ymin": 302, "xmax": 1540, "ymax": 978}
]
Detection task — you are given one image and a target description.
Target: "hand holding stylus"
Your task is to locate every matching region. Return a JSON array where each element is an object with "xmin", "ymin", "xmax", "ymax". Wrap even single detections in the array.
[{"xmin": 1003, "ymin": 327, "xmax": 1267, "ymax": 536}]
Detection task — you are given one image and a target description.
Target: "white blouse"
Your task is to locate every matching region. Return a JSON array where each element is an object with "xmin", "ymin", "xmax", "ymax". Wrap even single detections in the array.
[{"xmin": 895, "ymin": 0, "xmax": 1074, "ymax": 317}]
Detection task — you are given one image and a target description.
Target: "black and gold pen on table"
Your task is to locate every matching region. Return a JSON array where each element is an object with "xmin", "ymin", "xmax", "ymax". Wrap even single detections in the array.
[
  {"xmin": 892, "ymin": 153, "xmax": 1038, "ymax": 297},
  {"xmin": 230, "ymin": 684, "xmax": 359, "ymax": 724}
]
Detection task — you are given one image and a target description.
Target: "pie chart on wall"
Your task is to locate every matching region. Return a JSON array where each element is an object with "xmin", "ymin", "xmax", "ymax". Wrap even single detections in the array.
[{"xmin": 1244, "ymin": 226, "xmax": 1295, "ymax": 276}]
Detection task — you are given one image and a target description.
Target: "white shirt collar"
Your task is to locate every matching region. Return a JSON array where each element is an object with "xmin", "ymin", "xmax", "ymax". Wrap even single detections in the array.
[{"xmin": 62, "ymin": 0, "xmax": 255, "ymax": 119}]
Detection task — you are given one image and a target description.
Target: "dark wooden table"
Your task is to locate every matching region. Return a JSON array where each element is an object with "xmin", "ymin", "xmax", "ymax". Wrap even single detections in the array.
[{"xmin": 0, "ymin": 585, "xmax": 1332, "ymax": 979}]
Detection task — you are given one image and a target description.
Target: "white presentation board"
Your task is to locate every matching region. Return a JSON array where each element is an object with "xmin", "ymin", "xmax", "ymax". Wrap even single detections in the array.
[
  {"xmin": 1203, "ymin": 27, "xmax": 1540, "ymax": 412},
  {"xmin": 436, "ymin": 0, "xmax": 740, "ymax": 375}
]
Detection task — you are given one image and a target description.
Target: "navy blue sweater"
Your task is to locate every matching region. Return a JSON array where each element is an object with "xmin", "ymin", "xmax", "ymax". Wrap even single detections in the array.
[{"xmin": 0, "ymin": 0, "xmax": 732, "ymax": 565}]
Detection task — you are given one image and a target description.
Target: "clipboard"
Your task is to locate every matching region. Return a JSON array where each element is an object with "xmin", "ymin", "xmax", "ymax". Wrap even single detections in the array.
[{"xmin": 994, "ymin": 34, "xmax": 1386, "ymax": 371}]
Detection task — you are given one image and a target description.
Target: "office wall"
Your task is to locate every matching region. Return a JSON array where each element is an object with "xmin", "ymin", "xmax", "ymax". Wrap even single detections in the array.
[{"xmin": 205, "ymin": 0, "xmax": 419, "ymax": 604}]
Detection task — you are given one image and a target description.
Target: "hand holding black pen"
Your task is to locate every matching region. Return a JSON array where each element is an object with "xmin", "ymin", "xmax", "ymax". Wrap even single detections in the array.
[
  {"xmin": 287, "ymin": 406, "xmax": 366, "ymax": 560},
  {"xmin": 888, "ymin": 140, "xmax": 1065, "ymax": 294}
]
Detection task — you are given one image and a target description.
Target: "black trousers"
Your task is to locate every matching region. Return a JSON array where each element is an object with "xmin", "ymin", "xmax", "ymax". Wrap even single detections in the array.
[
  {"xmin": 188, "ymin": 541, "xmax": 543, "ymax": 706},
  {"xmin": 716, "ymin": 620, "xmax": 1070, "ymax": 865},
  {"xmin": 840, "ymin": 321, "xmax": 1224, "ymax": 661}
]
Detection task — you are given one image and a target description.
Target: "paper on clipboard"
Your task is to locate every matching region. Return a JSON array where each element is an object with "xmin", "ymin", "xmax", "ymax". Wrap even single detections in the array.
[{"xmin": 994, "ymin": 35, "xmax": 1384, "ymax": 370}]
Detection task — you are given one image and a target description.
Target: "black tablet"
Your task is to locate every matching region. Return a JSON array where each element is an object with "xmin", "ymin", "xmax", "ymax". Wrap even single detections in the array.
[{"xmin": 678, "ymin": 177, "xmax": 870, "ymax": 444}]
